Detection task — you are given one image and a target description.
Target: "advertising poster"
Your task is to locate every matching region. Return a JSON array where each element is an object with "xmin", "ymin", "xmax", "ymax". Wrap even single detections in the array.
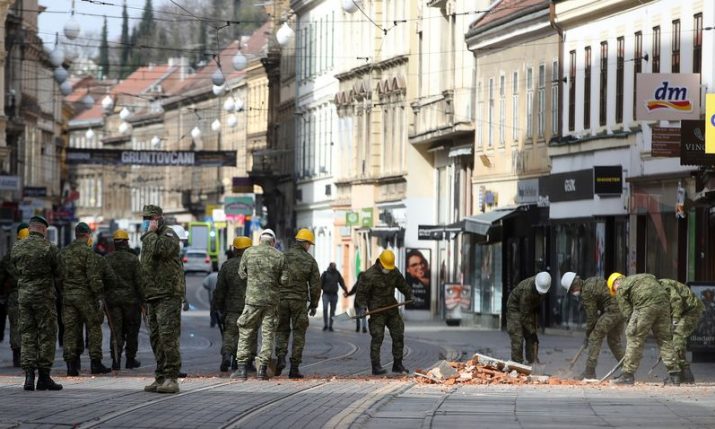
[
  {"xmin": 688, "ymin": 282, "xmax": 715, "ymax": 352},
  {"xmin": 405, "ymin": 249, "xmax": 431, "ymax": 310}
]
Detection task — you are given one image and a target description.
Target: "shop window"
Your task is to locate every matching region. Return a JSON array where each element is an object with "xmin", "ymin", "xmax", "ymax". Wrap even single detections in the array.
[
  {"xmin": 693, "ymin": 14, "xmax": 703, "ymax": 74},
  {"xmin": 471, "ymin": 242, "xmax": 502, "ymax": 315},
  {"xmin": 584, "ymin": 47, "xmax": 591, "ymax": 130},
  {"xmin": 633, "ymin": 32, "xmax": 642, "ymax": 118},
  {"xmin": 652, "ymin": 26, "xmax": 661, "ymax": 73},
  {"xmin": 645, "ymin": 214, "xmax": 678, "ymax": 279}
]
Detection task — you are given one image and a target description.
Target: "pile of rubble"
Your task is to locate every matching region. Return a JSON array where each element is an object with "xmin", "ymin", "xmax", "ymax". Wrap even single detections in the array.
[{"xmin": 415, "ymin": 353, "xmax": 577, "ymax": 386}]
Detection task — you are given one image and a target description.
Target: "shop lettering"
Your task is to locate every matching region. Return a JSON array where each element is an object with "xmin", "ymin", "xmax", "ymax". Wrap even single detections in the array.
[
  {"xmin": 646, "ymin": 81, "xmax": 693, "ymax": 113},
  {"xmin": 120, "ymin": 151, "xmax": 196, "ymax": 166},
  {"xmin": 685, "ymin": 143, "xmax": 706, "ymax": 151},
  {"xmin": 564, "ymin": 179, "xmax": 576, "ymax": 192}
]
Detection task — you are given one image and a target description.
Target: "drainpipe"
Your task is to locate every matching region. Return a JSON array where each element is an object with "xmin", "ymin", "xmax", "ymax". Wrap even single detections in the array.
[{"xmin": 549, "ymin": 2, "xmax": 564, "ymax": 141}]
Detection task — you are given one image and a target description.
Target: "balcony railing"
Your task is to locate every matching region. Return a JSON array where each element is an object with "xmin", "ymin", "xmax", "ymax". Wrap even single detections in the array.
[{"xmin": 409, "ymin": 89, "xmax": 474, "ymax": 145}]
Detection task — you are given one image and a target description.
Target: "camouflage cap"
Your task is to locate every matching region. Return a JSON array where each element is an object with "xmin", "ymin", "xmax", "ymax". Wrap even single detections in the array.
[
  {"xmin": 29, "ymin": 215, "xmax": 49, "ymax": 227},
  {"xmin": 16, "ymin": 222, "xmax": 29, "ymax": 234},
  {"xmin": 143, "ymin": 204, "xmax": 163, "ymax": 217},
  {"xmin": 75, "ymin": 222, "xmax": 92, "ymax": 235}
]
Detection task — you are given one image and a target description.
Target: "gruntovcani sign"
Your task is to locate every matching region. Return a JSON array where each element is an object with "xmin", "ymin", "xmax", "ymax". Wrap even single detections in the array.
[{"xmin": 66, "ymin": 148, "xmax": 237, "ymax": 167}]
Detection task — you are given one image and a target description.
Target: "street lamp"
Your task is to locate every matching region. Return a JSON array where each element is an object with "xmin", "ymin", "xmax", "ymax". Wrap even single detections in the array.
[{"xmin": 276, "ymin": 22, "xmax": 294, "ymax": 47}]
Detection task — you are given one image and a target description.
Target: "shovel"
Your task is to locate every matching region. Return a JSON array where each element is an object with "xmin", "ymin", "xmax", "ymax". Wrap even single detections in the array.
[
  {"xmin": 334, "ymin": 301, "xmax": 413, "ymax": 321},
  {"xmin": 568, "ymin": 344, "xmax": 586, "ymax": 370}
]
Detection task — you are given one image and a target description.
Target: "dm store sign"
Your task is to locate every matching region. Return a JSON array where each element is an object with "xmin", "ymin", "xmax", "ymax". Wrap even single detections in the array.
[{"xmin": 636, "ymin": 73, "xmax": 701, "ymax": 121}]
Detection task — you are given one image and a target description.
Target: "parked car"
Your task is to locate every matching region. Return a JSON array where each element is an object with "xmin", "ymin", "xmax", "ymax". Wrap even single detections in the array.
[{"xmin": 182, "ymin": 248, "xmax": 213, "ymax": 274}]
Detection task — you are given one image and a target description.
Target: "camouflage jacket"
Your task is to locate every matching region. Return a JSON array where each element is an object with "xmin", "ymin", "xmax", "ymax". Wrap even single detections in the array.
[
  {"xmin": 140, "ymin": 224, "xmax": 183, "ymax": 301},
  {"xmin": 355, "ymin": 262, "xmax": 413, "ymax": 311},
  {"xmin": 506, "ymin": 276, "xmax": 544, "ymax": 328},
  {"xmin": 11, "ymin": 232, "xmax": 62, "ymax": 303},
  {"xmin": 104, "ymin": 247, "xmax": 143, "ymax": 306},
  {"xmin": 281, "ymin": 243, "xmax": 321, "ymax": 306},
  {"xmin": 581, "ymin": 277, "xmax": 621, "ymax": 336},
  {"xmin": 616, "ymin": 273, "xmax": 669, "ymax": 321},
  {"xmin": 212, "ymin": 254, "xmax": 245, "ymax": 314},
  {"xmin": 0, "ymin": 253, "xmax": 18, "ymax": 300},
  {"xmin": 60, "ymin": 239, "xmax": 104, "ymax": 300},
  {"xmin": 238, "ymin": 242, "xmax": 288, "ymax": 307},
  {"xmin": 659, "ymin": 278, "xmax": 705, "ymax": 322}
]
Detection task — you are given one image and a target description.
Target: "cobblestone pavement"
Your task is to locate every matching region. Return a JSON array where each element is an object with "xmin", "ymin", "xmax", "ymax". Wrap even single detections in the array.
[{"xmin": 0, "ymin": 274, "xmax": 714, "ymax": 428}]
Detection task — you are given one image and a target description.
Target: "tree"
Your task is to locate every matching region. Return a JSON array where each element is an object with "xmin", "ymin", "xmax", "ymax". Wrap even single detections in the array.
[
  {"xmin": 120, "ymin": 1, "xmax": 130, "ymax": 78},
  {"xmin": 99, "ymin": 17, "xmax": 110, "ymax": 79}
]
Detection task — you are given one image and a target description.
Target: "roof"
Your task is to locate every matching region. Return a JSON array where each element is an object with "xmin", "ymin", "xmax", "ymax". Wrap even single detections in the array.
[
  {"xmin": 471, "ymin": 0, "xmax": 549, "ymax": 30},
  {"xmin": 72, "ymin": 103, "xmax": 103, "ymax": 122},
  {"xmin": 111, "ymin": 65, "xmax": 174, "ymax": 96}
]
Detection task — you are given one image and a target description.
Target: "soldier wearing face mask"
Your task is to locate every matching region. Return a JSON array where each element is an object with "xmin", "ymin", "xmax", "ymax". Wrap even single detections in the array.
[{"xmin": 561, "ymin": 272, "xmax": 624, "ymax": 379}]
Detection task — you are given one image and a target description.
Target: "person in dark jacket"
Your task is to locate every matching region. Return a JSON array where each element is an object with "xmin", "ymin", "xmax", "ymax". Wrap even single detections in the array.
[
  {"xmin": 346, "ymin": 272, "xmax": 367, "ymax": 333},
  {"xmin": 320, "ymin": 262, "xmax": 347, "ymax": 331}
]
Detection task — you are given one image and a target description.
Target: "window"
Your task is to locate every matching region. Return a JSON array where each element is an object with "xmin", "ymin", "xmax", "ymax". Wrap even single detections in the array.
[
  {"xmin": 652, "ymin": 26, "xmax": 661, "ymax": 73},
  {"xmin": 512, "ymin": 71, "xmax": 519, "ymax": 141},
  {"xmin": 633, "ymin": 32, "xmax": 642, "ymax": 117},
  {"xmin": 551, "ymin": 60, "xmax": 558, "ymax": 135},
  {"xmin": 599, "ymin": 41, "xmax": 607, "ymax": 127},
  {"xmin": 694, "ymin": 13, "xmax": 703, "ymax": 73},
  {"xmin": 568, "ymin": 51, "xmax": 576, "ymax": 131},
  {"xmin": 477, "ymin": 82, "xmax": 483, "ymax": 148},
  {"xmin": 499, "ymin": 75, "xmax": 505, "ymax": 146},
  {"xmin": 538, "ymin": 64, "xmax": 545, "ymax": 137},
  {"xmin": 488, "ymin": 78, "xmax": 494, "ymax": 147},
  {"xmin": 671, "ymin": 20, "xmax": 680, "ymax": 73},
  {"xmin": 584, "ymin": 47, "xmax": 591, "ymax": 129},
  {"xmin": 526, "ymin": 67, "xmax": 533, "ymax": 141},
  {"xmin": 616, "ymin": 36, "xmax": 624, "ymax": 124}
]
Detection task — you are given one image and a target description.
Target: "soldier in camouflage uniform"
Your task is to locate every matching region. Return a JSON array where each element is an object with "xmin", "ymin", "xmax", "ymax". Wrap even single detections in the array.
[
  {"xmin": 506, "ymin": 272, "xmax": 551, "ymax": 364},
  {"xmin": 659, "ymin": 278, "xmax": 705, "ymax": 384},
  {"xmin": 275, "ymin": 229, "xmax": 321, "ymax": 379},
  {"xmin": 232, "ymin": 229, "xmax": 288, "ymax": 381},
  {"xmin": 105, "ymin": 229, "xmax": 144, "ymax": 370},
  {"xmin": 212, "ymin": 236, "xmax": 252, "ymax": 372},
  {"xmin": 12, "ymin": 216, "xmax": 63, "ymax": 391},
  {"xmin": 141, "ymin": 205, "xmax": 184, "ymax": 394},
  {"xmin": 355, "ymin": 249, "xmax": 413, "ymax": 375},
  {"xmin": 0, "ymin": 223, "xmax": 28, "ymax": 367},
  {"xmin": 60, "ymin": 222, "xmax": 112, "ymax": 376},
  {"xmin": 608, "ymin": 272, "xmax": 680, "ymax": 385},
  {"xmin": 561, "ymin": 272, "xmax": 624, "ymax": 379}
]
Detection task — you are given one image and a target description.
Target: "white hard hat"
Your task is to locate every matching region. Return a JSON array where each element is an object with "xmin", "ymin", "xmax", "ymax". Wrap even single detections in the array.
[
  {"xmin": 561, "ymin": 272, "xmax": 577, "ymax": 292},
  {"xmin": 260, "ymin": 228, "xmax": 276, "ymax": 240},
  {"xmin": 535, "ymin": 272, "xmax": 551, "ymax": 294}
]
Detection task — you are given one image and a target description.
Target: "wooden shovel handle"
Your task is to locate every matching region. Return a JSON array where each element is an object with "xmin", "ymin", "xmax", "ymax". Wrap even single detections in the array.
[{"xmin": 360, "ymin": 300, "xmax": 413, "ymax": 318}]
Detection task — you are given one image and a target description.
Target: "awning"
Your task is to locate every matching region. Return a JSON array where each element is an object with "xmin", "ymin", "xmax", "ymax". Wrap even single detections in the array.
[
  {"xmin": 369, "ymin": 226, "xmax": 405, "ymax": 240},
  {"xmin": 464, "ymin": 207, "xmax": 522, "ymax": 236}
]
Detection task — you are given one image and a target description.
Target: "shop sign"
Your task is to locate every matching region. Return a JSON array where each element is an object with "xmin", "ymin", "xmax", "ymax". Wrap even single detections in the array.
[
  {"xmin": 66, "ymin": 148, "xmax": 237, "ymax": 167},
  {"xmin": 345, "ymin": 211, "xmax": 359, "ymax": 227},
  {"xmin": 593, "ymin": 166, "xmax": 623, "ymax": 195},
  {"xmin": 636, "ymin": 74, "xmax": 701, "ymax": 120},
  {"xmin": 232, "ymin": 177, "xmax": 252, "ymax": 193},
  {"xmin": 0, "ymin": 176, "xmax": 19, "ymax": 191},
  {"xmin": 516, "ymin": 179, "xmax": 539, "ymax": 204},
  {"xmin": 706, "ymin": 94, "xmax": 715, "ymax": 154},
  {"xmin": 651, "ymin": 126, "xmax": 681, "ymax": 157},
  {"xmin": 224, "ymin": 195, "xmax": 254, "ymax": 217},
  {"xmin": 686, "ymin": 282, "xmax": 715, "ymax": 352},
  {"xmin": 417, "ymin": 225, "xmax": 462, "ymax": 240},
  {"xmin": 360, "ymin": 208, "xmax": 374, "ymax": 227},
  {"xmin": 680, "ymin": 120, "xmax": 715, "ymax": 166},
  {"xmin": 538, "ymin": 169, "xmax": 593, "ymax": 203}
]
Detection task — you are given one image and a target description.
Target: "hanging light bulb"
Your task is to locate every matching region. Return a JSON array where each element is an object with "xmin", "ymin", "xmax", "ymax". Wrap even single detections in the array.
[
  {"xmin": 227, "ymin": 114, "xmax": 238, "ymax": 128},
  {"xmin": 151, "ymin": 136, "xmax": 161, "ymax": 148},
  {"xmin": 342, "ymin": 0, "xmax": 359, "ymax": 13},
  {"xmin": 233, "ymin": 97, "xmax": 244, "ymax": 112},
  {"xmin": 49, "ymin": 47, "xmax": 65, "ymax": 67},
  {"xmin": 85, "ymin": 128, "xmax": 95, "ymax": 141},
  {"xmin": 211, "ymin": 68, "xmax": 225, "ymax": 87},
  {"xmin": 81, "ymin": 95, "xmax": 95, "ymax": 110},
  {"xmin": 64, "ymin": 47, "xmax": 78, "ymax": 62},
  {"xmin": 276, "ymin": 22, "xmax": 295, "ymax": 47},
  {"xmin": 232, "ymin": 51, "xmax": 247, "ymax": 71},
  {"xmin": 191, "ymin": 126, "xmax": 202, "ymax": 140},
  {"xmin": 223, "ymin": 97, "xmax": 235, "ymax": 112},
  {"xmin": 60, "ymin": 81, "xmax": 73, "ymax": 96},
  {"xmin": 118, "ymin": 121, "xmax": 131, "ymax": 134},
  {"xmin": 119, "ymin": 107, "xmax": 131, "ymax": 121},
  {"xmin": 211, "ymin": 119, "xmax": 221, "ymax": 132},
  {"xmin": 101, "ymin": 95, "xmax": 114, "ymax": 113},
  {"xmin": 63, "ymin": 16, "xmax": 81, "ymax": 40},
  {"xmin": 212, "ymin": 84, "xmax": 226, "ymax": 96},
  {"xmin": 53, "ymin": 67, "xmax": 69, "ymax": 84}
]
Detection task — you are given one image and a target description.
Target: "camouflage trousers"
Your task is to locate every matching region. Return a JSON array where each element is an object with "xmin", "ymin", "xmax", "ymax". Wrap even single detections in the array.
[
  {"xmin": 222, "ymin": 310, "xmax": 256, "ymax": 358},
  {"xmin": 622, "ymin": 305, "xmax": 678, "ymax": 375},
  {"xmin": 147, "ymin": 297, "xmax": 182, "ymax": 380},
  {"xmin": 275, "ymin": 299, "xmax": 310, "ymax": 366},
  {"xmin": 506, "ymin": 311, "xmax": 538, "ymax": 364},
  {"xmin": 8, "ymin": 291, "xmax": 20, "ymax": 350},
  {"xmin": 673, "ymin": 308, "xmax": 704, "ymax": 370},
  {"xmin": 236, "ymin": 304, "xmax": 277, "ymax": 367},
  {"xmin": 369, "ymin": 309, "xmax": 405, "ymax": 364},
  {"xmin": 63, "ymin": 296, "xmax": 104, "ymax": 361},
  {"xmin": 586, "ymin": 312, "xmax": 625, "ymax": 370},
  {"xmin": 107, "ymin": 302, "xmax": 141, "ymax": 361},
  {"xmin": 19, "ymin": 298, "xmax": 57, "ymax": 370}
]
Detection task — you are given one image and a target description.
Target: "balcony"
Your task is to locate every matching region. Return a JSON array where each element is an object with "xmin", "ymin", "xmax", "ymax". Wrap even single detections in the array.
[
  {"xmin": 249, "ymin": 148, "xmax": 292, "ymax": 180},
  {"xmin": 409, "ymin": 90, "xmax": 474, "ymax": 145}
]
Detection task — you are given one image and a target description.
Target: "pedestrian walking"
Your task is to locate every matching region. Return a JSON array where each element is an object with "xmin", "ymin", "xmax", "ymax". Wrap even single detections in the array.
[
  {"xmin": 141, "ymin": 205, "xmax": 184, "ymax": 394},
  {"xmin": 506, "ymin": 272, "xmax": 551, "ymax": 364},
  {"xmin": 608, "ymin": 273, "xmax": 681, "ymax": 385},
  {"xmin": 275, "ymin": 229, "xmax": 321, "ymax": 379},
  {"xmin": 232, "ymin": 229, "xmax": 288, "ymax": 381},
  {"xmin": 658, "ymin": 278, "xmax": 705, "ymax": 384},
  {"xmin": 561, "ymin": 272, "xmax": 624, "ymax": 379},
  {"xmin": 60, "ymin": 222, "xmax": 112, "ymax": 376},
  {"xmin": 212, "ymin": 236, "xmax": 254, "ymax": 372},
  {"xmin": 355, "ymin": 249, "xmax": 413, "ymax": 375},
  {"xmin": 11, "ymin": 216, "xmax": 63, "ymax": 391},
  {"xmin": 346, "ymin": 273, "xmax": 367, "ymax": 333},
  {"xmin": 104, "ymin": 229, "xmax": 143, "ymax": 370},
  {"xmin": 0, "ymin": 223, "xmax": 28, "ymax": 367},
  {"xmin": 320, "ymin": 262, "xmax": 347, "ymax": 331}
]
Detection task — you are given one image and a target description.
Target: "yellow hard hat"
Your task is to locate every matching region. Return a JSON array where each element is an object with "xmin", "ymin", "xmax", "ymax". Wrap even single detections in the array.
[
  {"xmin": 17, "ymin": 228, "xmax": 29, "ymax": 240},
  {"xmin": 295, "ymin": 228, "xmax": 315, "ymax": 245},
  {"xmin": 378, "ymin": 249, "xmax": 396, "ymax": 271},
  {"xmin": 607, "ymin": 272, "xmax": 624, "ymax": 296},
  {"xmin": 113, "ymin": 229, "xmax": 130, "ymax": 240},
  {"xmin": 233, "ymin": 236, "xmax": 252, "ymax": 250}
]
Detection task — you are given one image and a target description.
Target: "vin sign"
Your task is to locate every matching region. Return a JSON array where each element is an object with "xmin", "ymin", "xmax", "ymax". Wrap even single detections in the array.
[{"xmin": 66, "ymin": 148, "xmax": 237, "ymax": 167}]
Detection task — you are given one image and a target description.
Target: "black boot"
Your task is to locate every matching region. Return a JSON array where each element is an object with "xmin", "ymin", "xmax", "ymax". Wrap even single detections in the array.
[
  {"xmin": 90, "ymin": 359, "xmax": 111, "ymax": 374},
  {"xmin": 681, "ymin": 367, "xmax": 695, "ymax": 384},
  {"xmin": 392, "ymin": 360, "xmax": 409, "ymax": 374},
  {"xmin": 328, "ymin": 323, "xmax": 334, "ymax": 332},
  {"xmin": 275, "ymin": 355, "xmax": 286, "ymax": 377},
  {"xmin": 323, "ymin": 325, "xmax": 328, "ymax": 331},
  {"xmin": 288, "ymin": 365, "xmax": 304, "ymax": 379},
  {"xmin": 579, "ymin": 366, "xmax": 596, "ymax": 380},
  {"xmin": 611, "ymin": 372, "xmax": 634, "ymax": 385},
  {"xmin": 220, "ymin": 354, "xmax": 231, "ymax": 372},
  {"xmin": 372, "ymin": 362, "xmax": 387, "ymax": 375},
  {"xmin": 178, "ymin": 371, "xmax": 187, "ymax": 378},
  {"xmin": 12, "ymin": 349, "xmax": 20, "ymax": 368},
  {"xmin": 125, "ymin": 357, "xmax": 141, "ymax": 369},
  {"xmin": 230, "ymin": 364, "xmax": 247, "ymax": 380},
  {"xmin": 663, "ymin": 372, "xmax": 681, "ymax": 386},
  {"xmin": 66, "ymin": 360, "xmax": 79, "ymax": 377},
  {"xmin": 257, "ymin": 365, "xmax": 269, "ymax": 380},
  {"xmin": 355, "ymin": 325, "xmax": 360, "ymax": 332},
  {"xmin": 24, "ymin": 369, "xmax": 35, "ymax": 391},
  {"xmin": 36, "ymin": 369, "xmax": 62, "ymax": 391}
]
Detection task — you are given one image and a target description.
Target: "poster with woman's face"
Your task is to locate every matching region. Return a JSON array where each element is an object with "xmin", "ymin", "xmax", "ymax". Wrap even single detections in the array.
[{"xmin": 405, "ymin": 249, "xmax": 431, "ymax": 310}]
